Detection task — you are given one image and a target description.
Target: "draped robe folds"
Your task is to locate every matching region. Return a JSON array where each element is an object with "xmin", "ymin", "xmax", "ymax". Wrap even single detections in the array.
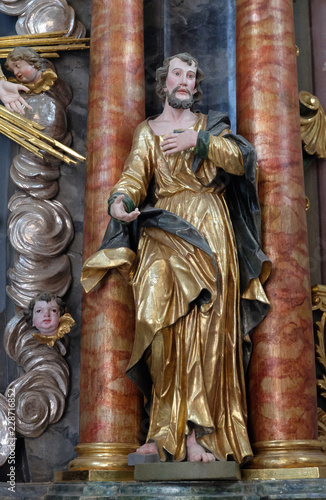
[{"xmin": 81, "ymin": 111, "xmax": 271, "ymax": 464}]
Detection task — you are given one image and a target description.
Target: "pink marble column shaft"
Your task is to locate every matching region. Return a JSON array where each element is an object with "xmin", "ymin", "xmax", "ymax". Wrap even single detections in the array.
[
  {"xmin": 310, "ymin": 0, "xmax": 326, "ymax": 283},
  {"xmin": 236, "ymin": 1, "xmax": 318, "ymax": 445},
  {"xmin": 79, "ymin": 0, "xmax": 145, "ymax": 448}
]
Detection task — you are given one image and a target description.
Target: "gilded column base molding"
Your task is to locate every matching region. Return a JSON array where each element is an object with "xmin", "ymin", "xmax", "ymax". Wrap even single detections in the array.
[
  {"xmin": 245, "ymin": 440, "xmax": 326, "ymax": 470},
  {"xmin": 67, "ymin": 443, "xmax": 137, "ymax": 481},
  {"xmin": 242, "ymin": 466, "xmax": 326, "ymax": 480}
]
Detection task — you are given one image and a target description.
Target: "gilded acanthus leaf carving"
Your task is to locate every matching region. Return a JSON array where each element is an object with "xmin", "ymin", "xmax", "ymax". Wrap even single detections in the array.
[
  {"xmin": 300, "ymin": 91, "xmax": 326, "ymax": 159},
  {"xmin": 318, "ymin": 408, "xmax": 326, "ymax": 452},
  {"xmin": 316, "ymin": 314, "xmax": 326, "ymax": 371},
  {"xmin": 316, "ymin": 313, "xmax": 326, "ymax": 399}
]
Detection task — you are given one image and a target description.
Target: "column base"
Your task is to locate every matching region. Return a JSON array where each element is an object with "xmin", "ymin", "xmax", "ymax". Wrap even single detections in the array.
[
  {"xmin": 242, "ymin": 466, "xmax": 326, "ymax": 480},
  {"xmin": 66, "ymin": 442, "xmax": 138, "ymax": 481},
  {"xmin": 245, "ymin": 439, "xmax": 326, "ymax": 469}
]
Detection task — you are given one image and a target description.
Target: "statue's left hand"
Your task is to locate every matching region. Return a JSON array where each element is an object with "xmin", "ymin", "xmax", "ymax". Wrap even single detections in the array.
[
  {"xmin": 161, "ymin": 129, "xmax": 198, "ymax": 155},
  {"xmin": 0, "ymin": 80, "xmax": 32, "ymax": 115},
  {"xmin": 110, "ymin": 194, "xmax": 140, "ymax": 222}
]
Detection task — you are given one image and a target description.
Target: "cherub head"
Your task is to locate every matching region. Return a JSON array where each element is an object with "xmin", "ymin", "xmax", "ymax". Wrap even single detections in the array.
[
  {"xmin": 155, "ymin": 53, "xmax": 205, "ymax": 108},
  {"xmin": 5, "ymin": 47, "xmax": 44, "ymax": 85},
  {"xmin": 24, "ymin": 292, "xmax": 74, "ymax": 347},
  {"xmin": 25, "ymin": 292, "xmax": 65, "ymax": 337}
]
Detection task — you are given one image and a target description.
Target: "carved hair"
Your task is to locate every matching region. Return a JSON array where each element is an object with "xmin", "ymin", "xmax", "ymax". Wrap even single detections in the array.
[
  {"xmin": 24, "ymin": 292, "xmax": 66, "ymax": 325},
  {"xmin": 155, "ymin": 53, "xmax": 205, "ymax": 103},
  {"xmin": 5, "ymin": 47, "xmax": 44, "ymax": 71}
]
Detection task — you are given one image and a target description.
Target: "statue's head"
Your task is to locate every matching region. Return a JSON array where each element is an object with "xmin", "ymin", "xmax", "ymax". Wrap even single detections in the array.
[
  {"xmin": 5, "ymin": 47, "xmax": 44, "ymax": 84},
  {"xmin": 24, "ymin": 292, "xmax": 66, "ymax": 337},
  {"xmin": 155, "ymin": 53, "xmax": 205, "ymax": 106}
]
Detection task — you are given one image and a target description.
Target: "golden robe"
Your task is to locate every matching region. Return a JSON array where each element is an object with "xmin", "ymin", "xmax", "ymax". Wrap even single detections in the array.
[{"xmin": 82, "ymin": 112, "xmax": 270, "ymax": 464}]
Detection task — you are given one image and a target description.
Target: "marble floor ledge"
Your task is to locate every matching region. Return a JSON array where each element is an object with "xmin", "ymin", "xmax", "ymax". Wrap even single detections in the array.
[{"xmin": 1, "ymin": 479, "xmax": 326, "ymax": 500}]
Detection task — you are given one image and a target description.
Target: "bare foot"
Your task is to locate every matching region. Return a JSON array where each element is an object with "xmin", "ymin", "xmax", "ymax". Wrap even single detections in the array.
[
  {"xmin": 186, "ymin": 429, "xmax": 215, "ymax": 462},
  {"xmin": 136, "ymin": 442, "xmax": 158, "ymax": 454}
]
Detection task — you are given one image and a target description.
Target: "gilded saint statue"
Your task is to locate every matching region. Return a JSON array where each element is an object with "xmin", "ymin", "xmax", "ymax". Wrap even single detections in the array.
[{"xmin": 82, "ymin": 53, "xmax": 271, "ymax": 464}]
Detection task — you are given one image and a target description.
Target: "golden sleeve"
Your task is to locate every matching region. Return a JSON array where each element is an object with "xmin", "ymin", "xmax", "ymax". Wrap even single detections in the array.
[
  {"xmin": 208, "ymin": 130, "xmax": 244, "ymax": 175},
  {"xmin": 196, "ymin": 129, "xmax": 245, "ymax": 185},
  {"xmin": 109, "ymin": 122, "xmax": 155, "ymax": 208}
]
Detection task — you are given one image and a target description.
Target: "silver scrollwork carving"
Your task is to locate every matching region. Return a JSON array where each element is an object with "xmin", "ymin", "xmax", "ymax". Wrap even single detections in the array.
[
  {"xmin": 6, "ymin": 254, "xmax": 72, "ymax": 308},
  {"xmin": 4, "ymin": 312, "xmax": 69, "ymax": 437},
  {"xmin": 0, "ymin": 0, "xmax": 86, "ymax": 37},
  {"xmin": 0, "ymin": 394, "xmax": 11, "ymax": 466},
  {"xmin": 1, "ymin": 0, "xmax": 83, "ymax": 458},
  {"xmin": 8, "ymin": 194, "xmax": 73, "ymax": 258}
]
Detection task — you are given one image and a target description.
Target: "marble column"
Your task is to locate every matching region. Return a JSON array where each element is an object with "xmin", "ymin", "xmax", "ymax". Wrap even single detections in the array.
[
  {"xmin": 68, "ymin": 0, "xmax": 145, "ymax": 478},
  {"xmin": 236, "ymin": 0, "xmax": 326, "ymax": 471},
  {"xmin": 310, "ymin": 0, "xmax": 326, "ymax": 283}
]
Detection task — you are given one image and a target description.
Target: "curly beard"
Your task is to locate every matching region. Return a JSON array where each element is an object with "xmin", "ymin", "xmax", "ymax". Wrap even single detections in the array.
[{"xmin": 166, "ymin": 86, "xmax": 194, "ymax": 109}]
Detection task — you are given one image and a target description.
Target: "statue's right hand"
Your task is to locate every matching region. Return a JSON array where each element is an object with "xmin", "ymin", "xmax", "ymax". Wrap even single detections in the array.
[{"xmin": 110, "ymin": 194, "xmax": 140, "ymax": 222}]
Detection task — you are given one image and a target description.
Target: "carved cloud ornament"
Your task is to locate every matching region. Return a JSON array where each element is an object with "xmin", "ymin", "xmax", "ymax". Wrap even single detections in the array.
[
  {"xmin": 0, "ymin": 0, "xmax": 86, "ymax": 37},
  {"xmin": 0, "ymin": 0, "xmax": 85, "ymax": 461},
  {"xmin": 4, "ymin": 311, "xmax": 70, "ymax": 438},
  {"xmin": 5, "ymin": 51, "xmax": 75, "ymax": 305},
  {"xmin": 7, "ymin": 194, "xmax": 73, "ymax": 307},
  {"xmin": 0, "ymin": 394, "xmax": 11, "ymax": 466}
]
